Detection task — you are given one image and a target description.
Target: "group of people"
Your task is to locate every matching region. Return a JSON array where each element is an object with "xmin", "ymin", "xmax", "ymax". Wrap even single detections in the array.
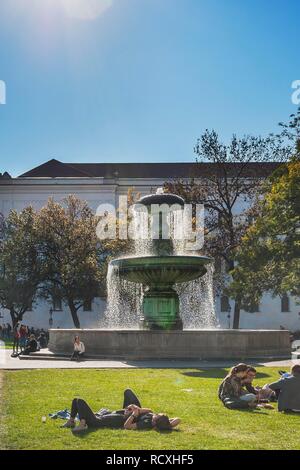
[
  {"xmin": 0, "ymin": 323, "xmax": 12, "ymax": 340},
  {"xmin": 10, "ymin": 323, "xmax": 49, "ymax": 357},
  {"xmin": 62, "ymin": 389, "xmax": 180, "ymax": 433},
  {"xmin": 59, "ymin": 363, "xmax": 300, "ymax": 435},
  {"xmin": 218, "ymin": 363, "xmax": 300, "ymax": 412}
]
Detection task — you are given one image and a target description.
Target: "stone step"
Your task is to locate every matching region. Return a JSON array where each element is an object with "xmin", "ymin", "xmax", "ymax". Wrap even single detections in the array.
[
  {"xmin": 17, "ymin": 350, "xmax": 117, "ymax": 361},
  {"xmin": 19, "ymin": 354, "xmax": 68, "ymax": 361},
  {"xmin": 291, "ymin": 351, "xmax": 300, "ymax": 360}
]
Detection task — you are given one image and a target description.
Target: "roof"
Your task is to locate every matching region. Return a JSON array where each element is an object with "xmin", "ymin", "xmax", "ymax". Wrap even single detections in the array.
[{"xmin": 18, "ymin": 158, "xmax": 281, "ymax": 179}]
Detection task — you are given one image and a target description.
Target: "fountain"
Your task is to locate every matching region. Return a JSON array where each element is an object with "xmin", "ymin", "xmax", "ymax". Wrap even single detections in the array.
[
  {"xmin": 109, "ymin": 192, "xmax": 213, "ymax": 330},
  {"xmin": 48, "ymin": 190, "xmax": 291, "ymax": 359}
]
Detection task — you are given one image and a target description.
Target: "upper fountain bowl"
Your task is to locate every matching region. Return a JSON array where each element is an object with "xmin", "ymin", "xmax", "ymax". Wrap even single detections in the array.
[
  {"xmin": 110, "ymin": 255, "xmax": 213, "ymax": 286},
  {"xmin": 136, "ymin": 193, "xmax": 185, "ymax": 207}
]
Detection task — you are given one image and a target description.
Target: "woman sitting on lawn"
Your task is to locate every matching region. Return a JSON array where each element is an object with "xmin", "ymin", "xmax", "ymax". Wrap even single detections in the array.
[
  {"xmin": 219, "ymin": 363, "xmax": 259, "ymax": 409},
  {"xmin": 62, "ymin": 388, "xmax": 180, "ymax": 433}
]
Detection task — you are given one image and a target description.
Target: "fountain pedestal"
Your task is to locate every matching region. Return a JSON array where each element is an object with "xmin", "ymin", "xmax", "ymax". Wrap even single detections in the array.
[{"xmin": 142, "ymin": 287, "xmax": 182, "ymax": 330}]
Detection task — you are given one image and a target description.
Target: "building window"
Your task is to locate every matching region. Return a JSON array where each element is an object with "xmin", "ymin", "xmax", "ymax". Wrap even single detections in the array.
[
  {"xmin": 83, "ymin": 299, "xmax": 93, "ymax": 312},
  {"xmin": 281, "ymin": 294, "xmax": 290, "ymax": 313},
  {"xmin": 53, "ymin": 297, "xmax": 62, "ymax": 311},
  {"xmin": 245, "ymin": 303, "xmax": 260, "ymax": 313},
  {"xmin": 221, "ymin": 295, "xmax": 230, "ymax": 312}
]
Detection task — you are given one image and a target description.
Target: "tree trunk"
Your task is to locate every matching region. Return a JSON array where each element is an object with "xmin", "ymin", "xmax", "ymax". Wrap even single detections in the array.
[
  {"xmin": 9, "ymin": 308, "xmax": 17, "ymax": 328},
  {"xmin": 9, "ymin": 308, "xmax": 23, "ymax": 328},
  {"xmin": 68, "ymin": 300, "xmax": 81, "ymax": 328},
  {"xmin": 232, "ymin": 298, "xmax": 241, "ymax": 329}
]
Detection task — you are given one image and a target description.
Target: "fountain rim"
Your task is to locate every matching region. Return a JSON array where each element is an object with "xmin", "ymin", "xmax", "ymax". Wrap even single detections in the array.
[
  {"xmin": 136, "ymin": 193, "xmax": 185, "ymax": 207},
  {"xmin": 110, "ymin": 254, "xmax": 214, "ymax": 267}
]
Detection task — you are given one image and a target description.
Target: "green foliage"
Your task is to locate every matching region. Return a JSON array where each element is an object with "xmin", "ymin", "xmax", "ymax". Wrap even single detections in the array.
[
  {"xmin": 0, "ymin": 191, "xmax": 137, "ymax": 328},
  {"xmin": 0, "ymin": 207, "xmax": 42, "ymax": 326},
  {"xmin": 37, "ymin": 195, "xmax": 102, "ymax": 328},
  {"xmin": 229, "ymin": 159, "xmax": 300, "ymax": 310}
]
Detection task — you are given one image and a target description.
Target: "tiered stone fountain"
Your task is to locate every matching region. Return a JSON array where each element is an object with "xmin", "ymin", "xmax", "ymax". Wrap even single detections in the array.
[{"xmin": 110, "ymin": 193, "xmax": 212, "ymax": 330}]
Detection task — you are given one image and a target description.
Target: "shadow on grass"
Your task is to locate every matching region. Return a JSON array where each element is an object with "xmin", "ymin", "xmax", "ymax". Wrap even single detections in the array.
[
  {"xmin": 232, "ymin": 409, "xmax": 270, "ymax": 416},
  {"xmin": 70, "ymin": 427, "xmax": 182, "ymax": 439},
  {"xmin": 181, "ymin": 369, "xmax": 271, "ymax": 379}
]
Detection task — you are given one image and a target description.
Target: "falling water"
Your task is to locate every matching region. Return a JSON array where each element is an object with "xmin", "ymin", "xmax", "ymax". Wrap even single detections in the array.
[
  {"xmin": 101, "ymin": 264, "xmax": 142, "ymax": 329},
  {"xmin": 102, "ymin": 195, "xmax": 219, "ymax": 329},
  {"xmin": 176, "ymin": 264, "xmax": 219, "ymax": 329}
]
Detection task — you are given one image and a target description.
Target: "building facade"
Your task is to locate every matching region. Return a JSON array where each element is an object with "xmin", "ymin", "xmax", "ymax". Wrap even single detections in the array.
[{"xmin": 0, "ymin": 158, "xmax": 299, "ymax": 331}]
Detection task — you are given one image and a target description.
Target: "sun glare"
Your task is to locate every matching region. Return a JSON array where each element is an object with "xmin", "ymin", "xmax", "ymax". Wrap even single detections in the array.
[{"xmin": 61, "ymin": 0, "xmax": 113, "ymax": 20}]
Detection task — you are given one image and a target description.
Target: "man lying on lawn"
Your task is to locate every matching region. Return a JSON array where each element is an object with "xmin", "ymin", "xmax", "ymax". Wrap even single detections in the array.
[{"xmin": 62, "ymin": 388, "xmax": 181, "ymax": 433}]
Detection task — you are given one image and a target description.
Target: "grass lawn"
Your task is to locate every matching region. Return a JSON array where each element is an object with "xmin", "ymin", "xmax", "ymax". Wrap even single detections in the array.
[{"xmin": 1, "ymin": 367, "xmax": 300, "ymax": 450}]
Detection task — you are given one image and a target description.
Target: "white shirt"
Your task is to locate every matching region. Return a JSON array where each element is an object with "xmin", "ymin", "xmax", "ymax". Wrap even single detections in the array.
[{"xmin": 74, "ymin": 341, "xmax": 85, "ymax": 353}]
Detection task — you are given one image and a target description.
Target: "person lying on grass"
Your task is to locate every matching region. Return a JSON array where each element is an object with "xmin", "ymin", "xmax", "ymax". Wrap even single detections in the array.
[
  {"xmin": 218, "ymin": 363, "xmax": 274, "ymax": 410},
  {"xmin": 62, "ymin": 388, "xmax": 181, "ymax": 433}
]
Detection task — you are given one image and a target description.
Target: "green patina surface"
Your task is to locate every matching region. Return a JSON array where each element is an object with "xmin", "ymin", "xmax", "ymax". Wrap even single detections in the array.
[{"xmin": 112, "ymin": 255, "xmax": 211, "ymax": 330}]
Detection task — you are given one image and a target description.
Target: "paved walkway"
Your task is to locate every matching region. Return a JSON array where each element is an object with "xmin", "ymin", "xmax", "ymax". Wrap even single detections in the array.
[{"xmin": 0, "ymin": 348, "xmax": 298, "ymax": 370}]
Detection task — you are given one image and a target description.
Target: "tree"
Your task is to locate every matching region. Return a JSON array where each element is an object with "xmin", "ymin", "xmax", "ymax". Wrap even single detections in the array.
[
  {"xmin": 228, "ymin": 158, "xmax": 300, "ymax": 310},
  {"xmin": 37, "ymin": 195, "xmax": 102, "ymax": 328},
  {"xmin": 278, "ymin": 106, "xmax": 300, "ymax": 156},
  {"xmin": 0, "ymin": 207, "xmax": 42, "ymax": 327},
  {"xmin": 165, "ymin": 130, "xmax": 289, "ymax": 328}
]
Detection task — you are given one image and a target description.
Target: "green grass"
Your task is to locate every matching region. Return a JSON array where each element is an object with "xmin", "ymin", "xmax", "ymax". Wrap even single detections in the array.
[
  {"xmin": 1, "ymin": 368, "xmax": 300, "ymax": 450},
  {"xmin": 0, "ymin": 340, "xmax": 14, "ymax": 349}
]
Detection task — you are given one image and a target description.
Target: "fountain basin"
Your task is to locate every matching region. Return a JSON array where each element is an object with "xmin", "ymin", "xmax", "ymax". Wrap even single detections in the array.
[
  {"xmin": 48, "ymin": 329, "xmax": 291, "ymax": 359},
  {"xmin": 111, "ymin": 255, "xmax": 213, "ymax": 286}
]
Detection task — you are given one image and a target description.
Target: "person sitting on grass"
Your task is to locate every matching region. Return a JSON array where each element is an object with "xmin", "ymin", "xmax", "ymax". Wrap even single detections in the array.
[
  {"xmin": 266, "ymin": 364, "xmax": 300, "ymax": 413},
  {"xmin": 70, "ymin": 336, "xmax": 85, "ymax": 361},
  {"xmin": 242, "ymin": 366, "xmax": 277, "ymax": 402},
  {"xmin": 218, "ymin": 363, "xmax": 273, "ymax": 410},
  {"xmin": 62, "ymin": 388, "xmax": 180, "ymax": 433}
]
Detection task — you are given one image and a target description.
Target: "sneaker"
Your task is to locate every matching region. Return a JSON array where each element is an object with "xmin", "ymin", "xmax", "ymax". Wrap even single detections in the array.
[
  {"xmin": 260, "ymin": 403, "xmax": 275, "ymax": 410},
  {"xmin": 61, "ymin": 420, "xmax": 75, "ymax": 429},
  {"xmin": 72, "ymin": 424, "xmax": 88, "ymax": 433},
  {"xmin": 278, "ymin": 370, "xmax": 286, "ymax": 376}
]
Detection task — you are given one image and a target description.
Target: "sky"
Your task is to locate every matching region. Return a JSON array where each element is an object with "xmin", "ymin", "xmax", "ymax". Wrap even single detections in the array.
[{"xmin": 0, "ymin": 0, "xmax": 299, "ymax": 177}]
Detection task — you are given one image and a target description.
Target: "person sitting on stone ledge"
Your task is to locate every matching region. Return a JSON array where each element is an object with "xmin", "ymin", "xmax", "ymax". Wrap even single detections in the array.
[
  {"xmin": 62, "ymin": 388, "xmax": 181, "ymax": 433},
  {"xmin": 70, "ymin": 335, "xmax": 85, "ymax": 361},
  {"xmin": 17, "ymin": 334, "xmax": 38, "ymax": 356}
]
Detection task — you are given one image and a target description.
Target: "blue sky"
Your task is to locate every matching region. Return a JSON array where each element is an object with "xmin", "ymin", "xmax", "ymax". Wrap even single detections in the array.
[{"xmin": 0, "ymin": 0, "xmax": 299, "ymax": 176}]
